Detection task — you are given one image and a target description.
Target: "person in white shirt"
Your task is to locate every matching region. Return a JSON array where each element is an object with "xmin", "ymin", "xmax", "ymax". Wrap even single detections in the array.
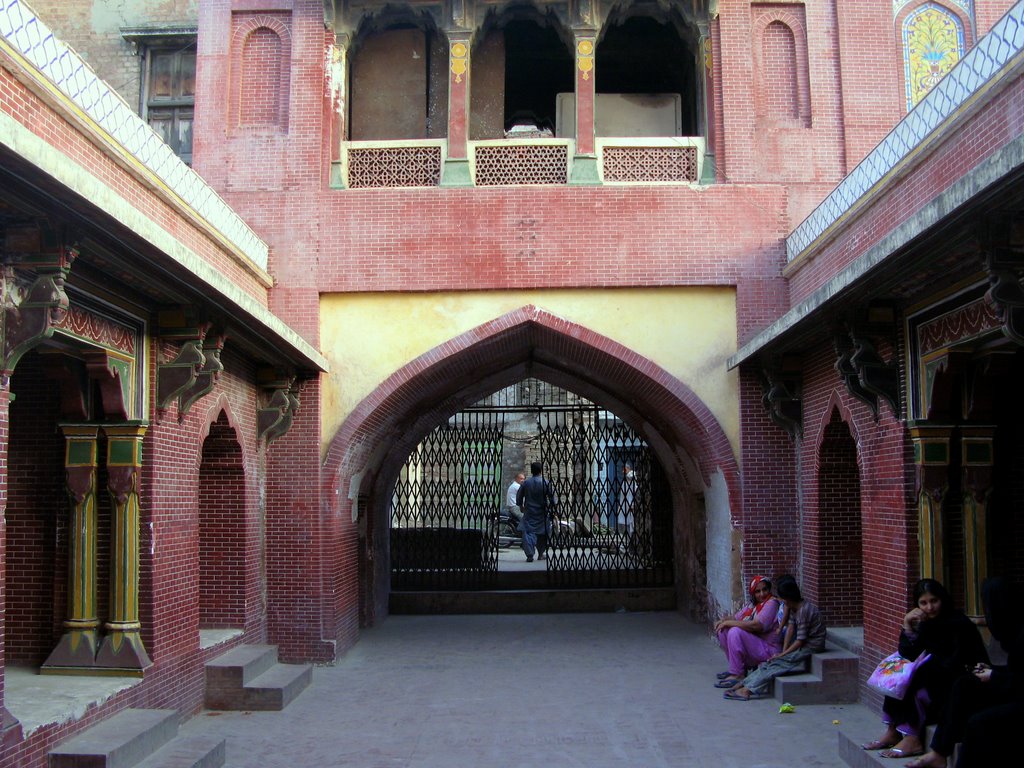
[{"xmin": 506, "ymin": 472, "xmax": 525, "ymax": 523}]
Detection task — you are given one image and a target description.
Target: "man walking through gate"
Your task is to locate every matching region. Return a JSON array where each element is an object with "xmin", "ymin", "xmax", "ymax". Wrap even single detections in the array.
[{"xmin": 516, "ymin": 462, "xmax": 557, "ymax": 562}]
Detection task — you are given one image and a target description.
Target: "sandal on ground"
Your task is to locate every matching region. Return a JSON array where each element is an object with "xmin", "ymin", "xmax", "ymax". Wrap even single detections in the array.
[
  {"xmin": 723, "ymin": 689, "xmax": 767, "ymax": 701},
  {"xmin": 905, "ymin": 756, "xmax": 947, "ymax": 768},
  {"xmin": 880, "ymin": 747, "xmax": 925, "ymax": 759},
  {"xmin": 716, "ymin": 671, "xmax": 732, "ymax": 680},
  {"xmin": 722, "ymin": 689, "xmax": 751, "ymax": 700},
  {"xmin": 862, "ymin": 740, "xmax": 899, "ymax": 751},
  {"xmin": 714, "ymin": 678, "xmax": 741, "ymax": 688}
]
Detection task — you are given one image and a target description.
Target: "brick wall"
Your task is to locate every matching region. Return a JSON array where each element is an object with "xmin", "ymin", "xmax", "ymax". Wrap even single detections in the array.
[
  {"xmin": 736, "ymin": 368, "xmax": 799, "ymax": 584},
  {"xmin": 198, "ymin": 413, "xmax": 246, "ymax": 628},
  {"xmin": 265, "ymin": 376, "xmax": 335, "ymax": 663},
  {"xmin": 787, "ymin": 68, "xmax": 1024, "ymax": 307},
  {"xmin": 796, "ymin": 338, "xmax": 917, "ymax": 698},
  {"xmin": 0, "ymin": 66, "xmax": 269, "ymax": 308},
  {"xmin": 5, "ymin": 351, "xmax": 65, "ymax": 665},
  {"xmin": 815, "ymin": 409, "xmax": 863, "ymax": 627}
]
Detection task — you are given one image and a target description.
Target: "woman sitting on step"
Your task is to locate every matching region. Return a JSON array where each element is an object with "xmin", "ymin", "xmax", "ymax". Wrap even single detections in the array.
[
  {"xmin": 712, "ymin": 575, "xmax": 782, "ymax": 689},
  {"xmin": 902, "ymin": 577, "xmax": 1023, "ymax": 768},
  {"xmin": 862, "ymin": 578, "xmax": 988, "ymax": 760}
]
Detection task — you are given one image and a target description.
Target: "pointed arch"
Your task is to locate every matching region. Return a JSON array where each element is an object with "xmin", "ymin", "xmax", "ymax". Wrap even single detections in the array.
[
  {"xmin": 320, "ymin": 305, "xmax": 739, "ymax": 627},
  {"xmin": 813, "ymin": 388, "xmax": 861, "ymax": 461}
]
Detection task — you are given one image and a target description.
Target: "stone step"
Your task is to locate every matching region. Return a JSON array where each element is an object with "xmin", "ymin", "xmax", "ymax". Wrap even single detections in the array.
[
  {"xmin": 205, "ymin": 644, "xmax": 312, "ymax": 711},
  {"xmin": 838, "ymin": 723, "xmax": 942, "ymax": 768},
  {"xmin": 134, "ymin": 734, "xmax": 226, "ymax": 768},
  {"xmin": 49, "ymin": 708, "xmax": 179, "ymax": 768},
  {"xmin": 774, "ymin": 647, "xmax": 860, "ymax": 704},
  {"xmin": 204, "ymin": 644, "xmax": 278, "ymax": 689}
]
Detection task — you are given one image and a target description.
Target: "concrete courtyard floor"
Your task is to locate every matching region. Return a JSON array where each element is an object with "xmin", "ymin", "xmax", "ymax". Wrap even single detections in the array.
[{"xmin": 181, "ymin": 611, "xmax": 880, "ymax": 767}]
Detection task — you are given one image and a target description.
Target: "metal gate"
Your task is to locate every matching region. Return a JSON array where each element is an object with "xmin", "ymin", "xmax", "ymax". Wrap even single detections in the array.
[
  {"xmin": 390, "ymin": 411, "xmax": 504, "ymax": 589},
  {"xmin": 389, "ymin": 381, "xmax": 673, "ymax": 590},
  {"xmin": 539, "ymin": 407, "xmax": 673, "ymax": 588}
]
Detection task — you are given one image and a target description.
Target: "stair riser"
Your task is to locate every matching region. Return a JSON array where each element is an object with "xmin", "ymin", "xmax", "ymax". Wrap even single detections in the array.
[
  {"xmin": 207, "ymin": 667, "xmax": 311, "ymax": 711},
  {"xmin": 204, "ymin": 646, "xmax": 278, "ymax": 688},
  {"xmin": 812, "ymin": 657, "xmax": 859, "ymax": 678},
  {"xmin": 136, "ymin": 737, "xmax": 225, "ymax": 768},
  {"xmin": 776, "ymin": 678, "xmax": 859, "ymax": 704}
]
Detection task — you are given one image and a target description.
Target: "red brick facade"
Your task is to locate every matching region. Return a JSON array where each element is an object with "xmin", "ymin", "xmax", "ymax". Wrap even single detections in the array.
[{"xmin": 4, "ymin": 0, "xmax": 1024, "ymax": 764}]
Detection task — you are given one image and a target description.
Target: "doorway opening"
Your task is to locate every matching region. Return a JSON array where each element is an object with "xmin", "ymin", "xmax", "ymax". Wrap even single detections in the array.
[{"xmin": 389, "ymin": 379, "xmax": 673, "ymax": 591}]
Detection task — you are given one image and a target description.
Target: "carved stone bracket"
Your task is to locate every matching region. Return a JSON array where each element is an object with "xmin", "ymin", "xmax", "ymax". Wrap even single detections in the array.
[
  {"xmin": 833, "ymin": 312, "xmax": 900, "ymax": 420},
  {"xmin": 833, "ymin": 333, "xmax": 878, "ymax": 417},
  {"xmin": 2, "ymin": 221, "xmax": 78, "ymax": 378},
  {"xmin": 983, "ymin": 246, "xmax": 1024, "ymax": 345},
  {"xmin": 760, "ymin": 357, "xmax": 802, "ymax": 438},
  {"xmin": 177, "ymin": 334, "xmax": 226, "ymax": 419},
  {"xmin": 155, "ymin": 309, "xmax": 211, "ymax": 411},
  {"xmin": 257, "ymin": 370, "xmax": 299, "ymax": 445},
  {"xmin": 849, "ymin": 330, "xmax": 900, "ymax": 419}
]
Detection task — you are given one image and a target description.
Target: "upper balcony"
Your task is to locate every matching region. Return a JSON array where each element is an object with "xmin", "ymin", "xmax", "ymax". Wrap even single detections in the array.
[{"xmin": 330, "ymin": 3, "xmax": 714, "ymax": 189}]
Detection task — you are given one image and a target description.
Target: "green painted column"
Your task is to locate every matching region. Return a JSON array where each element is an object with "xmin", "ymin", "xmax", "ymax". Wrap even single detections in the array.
[
  {"xmin": 95, "ymin": 422, "xmax": 152, "ymax": 674},
  {"xmin": 910, "ymin": 425, "xmax": 951, "ymax": 582},
  {"xmin": 41, "ymin": 425, "xmax": 100, "ymax": 673},
  {"xmin": 961, "ymin": 428, "xmax": 994, "ymax": 618}
]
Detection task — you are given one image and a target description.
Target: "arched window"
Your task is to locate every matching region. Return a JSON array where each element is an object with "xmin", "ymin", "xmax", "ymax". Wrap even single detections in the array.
[
  {"xmin": 349, "ymin": 15, "xmax": 448, "ymax": 140},
  {"xmin": 470, "ymin": 9, "xmax": 573, "ymax": 139},
  {"xmin": 902, "ymin": 3, "xmax": 967, "ymax": 109},
  {"xmin": 594, "ymin": 13, "xmax": 699, "ymax": 137}
]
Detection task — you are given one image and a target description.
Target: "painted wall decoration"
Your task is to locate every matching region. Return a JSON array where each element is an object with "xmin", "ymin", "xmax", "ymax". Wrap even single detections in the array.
[{"xmin": 903, "ymin": 3, "xmax": 967, "ymax": 109}]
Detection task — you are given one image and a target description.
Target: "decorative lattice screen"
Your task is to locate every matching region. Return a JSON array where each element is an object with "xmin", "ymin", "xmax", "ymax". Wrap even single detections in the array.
[
  {"xmin": 602, "ymin": 146, "xmax": 698, "ymax": 183},
  {"xmin": 346, "ymin": 146, "xmax": 442, "ymax": 188},
  {"xmin": 474, "ymin": 144, "xmax": 568, "ymax": 186}
]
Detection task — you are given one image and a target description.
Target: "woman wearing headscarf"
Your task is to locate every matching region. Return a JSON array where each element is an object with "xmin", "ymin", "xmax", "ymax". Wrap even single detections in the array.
[
  {"xmin": 902, "ymin": 577, "xmax": 1022, "ymax": 767},
  {"xmin": 863, "ymin": 578, "xmax": 988, "ymax": 760},
  {"xmin": 712, "ymin": 575, "xmax": 782, "ymax": 689}
]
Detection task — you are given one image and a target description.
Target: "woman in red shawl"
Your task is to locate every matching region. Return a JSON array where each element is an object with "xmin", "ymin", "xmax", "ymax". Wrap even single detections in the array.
[{"xmin": 713, "ymin": 575, "xmax": 782, "ymax": 688}]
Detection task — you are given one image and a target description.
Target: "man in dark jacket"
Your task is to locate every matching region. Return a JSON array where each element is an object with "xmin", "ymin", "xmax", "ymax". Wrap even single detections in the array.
[{"xmin": 515, "ymin": 462, "xmax": 556, "ymax": 562}]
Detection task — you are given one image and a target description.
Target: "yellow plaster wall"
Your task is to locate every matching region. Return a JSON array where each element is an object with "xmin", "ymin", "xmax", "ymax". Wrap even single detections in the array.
[{"xmin": 320, "ymin": 288, "xmax": 738, "ymax": 459}]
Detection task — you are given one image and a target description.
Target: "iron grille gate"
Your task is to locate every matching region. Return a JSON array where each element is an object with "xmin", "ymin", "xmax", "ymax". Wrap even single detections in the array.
[
  {"xmin": 390, "ymin": 411, "xmax": 504, "ymax": 589},
  {"xmin": 538, "ymin": 408, "xmax": 673, "ymax": 588},
  {"xmin": 390, "ymin": 384, "xmax": 673, "ymax": 590}
]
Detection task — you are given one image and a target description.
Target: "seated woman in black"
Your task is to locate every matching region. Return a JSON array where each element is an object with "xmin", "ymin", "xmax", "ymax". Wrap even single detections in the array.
[
  {"xmin": 862, "ymin": 578, "xmax": 988, "ymax": 759},
  {"xmin": 902, "ymin": 577, "xmax": 1021, "ymax": 767}
]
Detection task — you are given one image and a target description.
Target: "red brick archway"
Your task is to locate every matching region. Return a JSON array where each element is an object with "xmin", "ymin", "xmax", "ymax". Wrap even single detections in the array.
[{"xmin": 321, "ymin": 306, "xmax": 740, "ymax": 632}]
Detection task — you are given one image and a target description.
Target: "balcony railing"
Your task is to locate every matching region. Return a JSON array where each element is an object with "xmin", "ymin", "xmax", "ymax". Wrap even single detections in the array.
[
  {"xmin": 599, "ymin": 137, "xmax": 704, "ymax": 184},
  {"xmin": 336, "ymin": 137, "xmax": 707, "ymax": 188},
  {"xmin": 344, "ymin": 140, "xmax": 444, "ymax": 189}
]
